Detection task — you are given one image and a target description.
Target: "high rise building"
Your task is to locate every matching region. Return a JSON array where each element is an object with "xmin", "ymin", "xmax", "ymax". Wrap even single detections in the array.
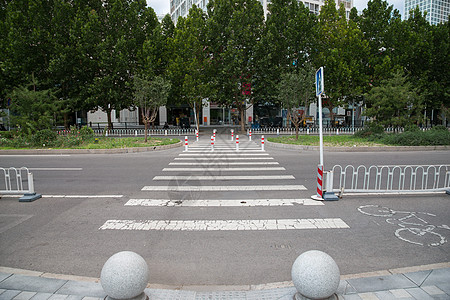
[
  {"xmin": 405, "ymin": 0, "xmax": 449, "ymax": 25},
  {"xmin": 170, "ymin": 0, "xmax": 353, "ymax": 24}
]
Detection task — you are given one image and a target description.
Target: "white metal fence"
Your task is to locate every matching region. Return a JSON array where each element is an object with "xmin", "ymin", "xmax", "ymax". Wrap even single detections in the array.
[
  {"xmin": 328, "ymin": 165, "xmax": 450, "ymax": 194},
  {"xmin": 91, "ymin": 128, "xmax": 195, "ymax": 136},
  {"xmin": 0, "ymin": 167, "xmax": 35, "ymax": 195}
]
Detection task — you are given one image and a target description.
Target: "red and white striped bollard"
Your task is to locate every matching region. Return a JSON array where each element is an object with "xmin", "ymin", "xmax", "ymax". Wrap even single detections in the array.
[
  {"xmin": 316, "ymin": 164, "xmax": 323, "ymax": 199},
  {"xmin": 236, "ymin": 135, "xmax": 239, "ymax": 151},
  {"xmin": 211, "ymin": 136, "xmax": 214, "ymax": 151},
  {"xmin": 261, "ymin": 135, "xmax": 265, "ymax": 151},
  {"xmin": 184, "ymin": 136, "xmax": 188, "ymax": 152},
  {"xmin": 249, "ymin": 129, "xmax": 252, "ymax": 141}
]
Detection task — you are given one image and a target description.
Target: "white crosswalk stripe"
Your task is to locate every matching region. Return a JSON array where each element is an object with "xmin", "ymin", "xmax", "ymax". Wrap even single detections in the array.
[{"xmin": 99, "ymin": 134, "xmax": 348, "ymax": 232}]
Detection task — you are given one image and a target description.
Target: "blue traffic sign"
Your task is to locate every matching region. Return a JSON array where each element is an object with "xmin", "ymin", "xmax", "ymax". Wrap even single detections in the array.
[{"xmin": 316, "ymin": 67, "xmax": 324, "ymax": 96}]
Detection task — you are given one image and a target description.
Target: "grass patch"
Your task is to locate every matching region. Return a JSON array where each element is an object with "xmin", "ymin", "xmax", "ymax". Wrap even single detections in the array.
[
  {"xmin": 268, "ymin": 135, "xmax": 386, "ymax": 147},
  {"xmin": 0, "ymin": 136, "xmax": 179, "ymax": 150}
]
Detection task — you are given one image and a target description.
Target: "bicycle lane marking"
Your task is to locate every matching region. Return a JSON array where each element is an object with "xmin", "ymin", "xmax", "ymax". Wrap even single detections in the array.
[{"xmin": 357, "ymin": 205, "xmax": 450, "ymax": 247}]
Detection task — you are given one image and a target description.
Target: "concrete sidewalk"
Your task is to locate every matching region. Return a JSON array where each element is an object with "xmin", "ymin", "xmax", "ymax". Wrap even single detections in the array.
[{"xmin": 0, "ymin": 264, "xmax": 449, "ymax": 300}]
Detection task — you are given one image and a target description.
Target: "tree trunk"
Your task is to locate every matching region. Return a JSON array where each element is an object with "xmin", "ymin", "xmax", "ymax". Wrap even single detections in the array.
[
  {"xmin": 239, "ymin": 105, "xmax": 245, "ymax": 133},
  {"xmin": 144, "ymin": 120, "xmax": 148, "ymax": 143},
  {"xmin": 106, "ymin": 109, "xmax": 112, "ymax": 133}
]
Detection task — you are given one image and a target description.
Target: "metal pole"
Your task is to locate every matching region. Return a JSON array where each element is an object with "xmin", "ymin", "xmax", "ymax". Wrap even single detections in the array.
[{"xmin": 318, "ymin": 94, "xmax": 324, "ymax": 166}]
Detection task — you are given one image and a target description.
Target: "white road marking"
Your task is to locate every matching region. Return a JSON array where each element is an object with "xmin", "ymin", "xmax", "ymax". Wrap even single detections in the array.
[
  {"xmin": 125, "ymin": 198, "xmax": 323, "ymax": 206},
  {"xmin": 99, "ymin": 218, "xmax": 349, "ymax": 231},
  {"xmin": 152, "ymin": 175, "xmax": 295, "ymax": 180},
  {"xmin": 162, "ymin": 167, "xmax": 285, "ymax": 171},
  {"xmin": 0, "ymin": 155, "xmax": 71, "ymax": 157},
  {"xmin": 28, "ymin": 168, "xmax": 83, "ymax": 171},
  {"xmin": 169, "ymin": 162, "xmax": 279, "ymax": 165},
  {"xmin": 179, "ymin": 153, "xmax": 269, "ymax": 156},
  {"xmin": 43, "ymin": 195, "xmax": 123, "ymax": 198},
  {"xmin": 185, "ymin": 150, "xmax": 264, "ymax": 153},
  {"xmin": 141, "ymin": 185, "xmax": 306, "ymax": 191},
  {"xmin": 174, "ymin": 157, "xmax": 274, "ymax": 160}
]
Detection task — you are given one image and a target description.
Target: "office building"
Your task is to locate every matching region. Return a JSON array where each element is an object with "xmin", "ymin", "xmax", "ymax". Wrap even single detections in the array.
[
  {"xmin": 405, "ymin": 0, "xmax": 449, "ymax": 25},
  {"xmin": 170, "ymin": 0, "xmax": 353, "ymax": 24}
]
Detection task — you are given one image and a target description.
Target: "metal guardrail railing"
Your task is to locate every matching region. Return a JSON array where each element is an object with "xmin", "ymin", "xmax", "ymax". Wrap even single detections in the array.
[
  {"xmin": 1, "ymin": 167, "xmax": 34, "ymax": 194},
  {"xmin": 92, "ymin": 128, "xmax": 195, "ymax": 136},
  {"xmin": 0, "ymin": 167, "xmax": 41, "ymax": 202},
  {"xmin": 328, "ymin": 165, "xmax": 450, "ymax": 195}
]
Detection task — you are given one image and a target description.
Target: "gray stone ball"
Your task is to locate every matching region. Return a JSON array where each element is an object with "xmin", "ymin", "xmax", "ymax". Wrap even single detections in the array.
[
  {"xmin": 101, "ymin": 251, "xmax": 149, "ymax": 299},
  {"xmin": 291, "ymin": 250, "xmax": 340, "ymax": 299}
]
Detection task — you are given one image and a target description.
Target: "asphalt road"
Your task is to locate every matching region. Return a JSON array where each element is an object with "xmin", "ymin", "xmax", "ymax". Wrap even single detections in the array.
[{"xmin": 0, "ymin": 134, "xmax": 449, "ymax": 286}]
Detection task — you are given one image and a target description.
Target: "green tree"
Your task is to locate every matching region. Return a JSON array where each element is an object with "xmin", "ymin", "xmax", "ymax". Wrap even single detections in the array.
[
  {"xmin": 358, "ymin": 0, "xmax": 403, "ymax": 87},
  {"xmin": 365, "ymin": 70, "xmax": 423, "ymax": 128},
  {"xmin": 315, "ymin": 0, "xmax": 369, "ymax": 123},
  {"xmin": 8, "ymin": 75, "xmax": 60, "ymax": 134},
  {"xmin": 277, "ymin": 67, "xmax": 315, "ymax": 139},
  {"xmin": 133, "ymin": 75, "xmax": 171, "ymax": 142},
  {"xmin": 207, "ymin": 0, "xmax": 264, "ymax": 132},
  {"xmin": 168, "ymin": 6, "xmax": 210, "ymax": 132},
  {"xmin": 80, "ymin": 0, "xmax": 158, "ymax": 131},
  {"xmin": 258, "ymin": 0, "xmax": 317, "ymax": 105}
]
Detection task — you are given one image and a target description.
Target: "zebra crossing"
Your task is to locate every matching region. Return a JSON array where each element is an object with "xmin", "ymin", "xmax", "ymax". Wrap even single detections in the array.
[{"xmin": 99, "ymin": 133, "xmax": 350, "ymax": 231}]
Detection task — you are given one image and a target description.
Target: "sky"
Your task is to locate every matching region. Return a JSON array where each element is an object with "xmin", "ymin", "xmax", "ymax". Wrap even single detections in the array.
[{"xmin": 147, "ymin": 0, "xmax": 405, "ymax": 18}]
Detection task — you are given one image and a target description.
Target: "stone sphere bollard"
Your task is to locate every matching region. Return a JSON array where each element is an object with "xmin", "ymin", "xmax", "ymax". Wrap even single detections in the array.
[
  {"xmin": 101, "ymin": 251, "xmax": 149, "ymax": 300},
  {"xmin": 291, "ymin": 250, "xmax": 340, "ymax": 300}
]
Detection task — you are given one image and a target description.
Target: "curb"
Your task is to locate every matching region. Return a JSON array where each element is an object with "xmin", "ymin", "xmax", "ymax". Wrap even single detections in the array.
[
  {"xmin": 266, "ymin": 140, "xmax": 450, "ymax": 152},
  {"xmin": 0, "ymin": 141, "xmax": 183, "ymax": 155},
  {"xmin": 1, "ymin": 262, "xmax": 449, "ymax": 291}
]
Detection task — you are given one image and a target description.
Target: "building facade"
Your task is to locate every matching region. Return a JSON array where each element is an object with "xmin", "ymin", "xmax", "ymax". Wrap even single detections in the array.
[
  {"xmin": 405, "ymin": 0, "xmax": 449, "ymax": 25},
  {"xmin": 170, "ymin": 0, "xmax": 353, "ymax": 24}
]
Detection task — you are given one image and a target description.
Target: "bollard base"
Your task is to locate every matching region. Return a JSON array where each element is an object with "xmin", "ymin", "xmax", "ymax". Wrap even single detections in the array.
[
  {"xmin": 323, "ymin": 192, "xmax": 339, "ymax": 201},
  {"xmin": 19, "ymin": 193, "xmax": 42, "ymax": 202},
  {"xmin": 311, "ymin": 195, "xmax": 324, "ymax": 201},
  {"xmin": 106, "ymin": 292, "xmax": 148, "ymax": 300},
  {"xmin": 446, "ymin": 189, "xmax": 450, "ymax": 195},
  {"xmin": 294, "ymin": 292, "xmax": 338, "ymax": 300}
]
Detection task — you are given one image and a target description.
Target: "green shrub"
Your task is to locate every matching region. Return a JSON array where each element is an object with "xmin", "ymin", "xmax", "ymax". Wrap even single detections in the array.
[
  {"xmin": 430, "ymin": 125, "xmax": 448, "ymax": 132},
  {"xmin": 354, "ymin": 122, "xmax": 385, "ymax": 138},
  {"xmin": 79, "ymin": 126, "xmax": 94, "ymax": 138},
  {"xmin": 381, "ymin": 130, "xmax": 450, "ymax": 146},
  {"xmin": 404, "ymin": 124, "xmax": 420, "ymax": 132},
  {"xmin": 32, "ymin": 129, "xmax": 58, "ymax": 147},
  {"xmin": 0, "ymin": 130, "xmax": 16, "ymax": 139}
]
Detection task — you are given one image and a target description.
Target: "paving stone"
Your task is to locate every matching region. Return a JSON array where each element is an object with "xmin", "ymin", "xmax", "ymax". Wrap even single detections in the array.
[
  {"xmin": 64, "ymin": 296, "xmax": 83, "ymax": 300},
  {"xmin": 405, "ymin": 288, "xmax": 436, "ymax": 300},
  {"xmin": 56, "ymin": 281, "xmax": 105, "ymax": 298},
  {"xmin": 357, "ymin": 292, "xmax": 380, "ymax": 300},
  {"xmin": 347, "ymin": 274, "xmax": 416, "ymax": 293},
  {"xmin": 436, "ymin": 282, "xmax": 450, "ymax": 296},
  {"xmin": 145, "ymin": 288, "xmax": 196, "ymax": 300},
  {"xmin": 391, "ymin": 289, "xmax": 413, "ymax": 298},
  {"xmin": 422, "ymin": 285, "xmax": 446, "ymax": 295},
  {"xmin": 0, "ymin": 290, "xmax": 21, "ymax": 300},
  {"xmin": 81, "ymin": 297, "xmax": 102, "ymax": 300},
  {"xmin": 0, "ymin": 275, "xmax": 66, "ymax": 294},
  {"xmin": 246, "ymin": 287, "xmax": 296, "ymax": 300},
  {"xmin": 0, "ymin": 274, "xmax": 12, "ymax": 283},
  {"xmin": 342, "ymin": 295, "xmax": 363, "ymax": 300},
  {"xmin": 47, "ymin": 295, "xmax": 67, "ymax": 300},
  {"xmin": 0, "ymin": 290, "xmax": 6, "ymax": 295},
  {"xmin": 29, "ymin": 293, "xmax": 52, "ymax": 300},
  {"xmin": 422, "ymin": 269, "xmax": 450, "ymax": 286},
  {"xmin": 403, "ymin": 270, "xmax": 432, "ymax": 286},
  {"xmin": 13, "ymin": 292, "xmax": 36, "ymax": 300},
  {"xmin": 339, "ymin": 280, "xmax": 358, "ymax": 295},
  {"xmin": 195, "ymin": 291, "xmax": 247, "ymax": 300}
]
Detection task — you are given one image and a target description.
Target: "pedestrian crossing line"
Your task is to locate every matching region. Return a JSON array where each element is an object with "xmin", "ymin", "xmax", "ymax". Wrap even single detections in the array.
[
  {"xmin": 188, "ymin": 148, "xmax": 264, "ymax": 153},
  {"xmin": 152, "ymin": 175, "xmax": 295, "ymax": 181},
  {"xmin": 99, "ymin": 218, "xmax": 349, "ymax": 231},
  {"xmin": 125, "ymin": 198, "xmax": 323, "ymax": 207},
  {"xmin": 141, "ymin": 185, "xmax": 307, "ymax": 191},
  {"xmin": 168, "ymin": 162, "xmax": 279, "ymax": 165},
  {"xmin": 162, "ymin": 167, "xmax": 285, "ymax": 171},
  {"xmin": 174, "ymin": 157, "xmax": 274, "ymax": 160},
  {"xmin": 179, "ymin": 153, "xmax": 270, "ymax": 156}
]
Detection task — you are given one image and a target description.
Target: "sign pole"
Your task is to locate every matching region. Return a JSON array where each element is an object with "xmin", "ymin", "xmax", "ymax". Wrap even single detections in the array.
[{"xmin": 318, "ymin": 93, "xmax": 324, "ymax": 166}]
